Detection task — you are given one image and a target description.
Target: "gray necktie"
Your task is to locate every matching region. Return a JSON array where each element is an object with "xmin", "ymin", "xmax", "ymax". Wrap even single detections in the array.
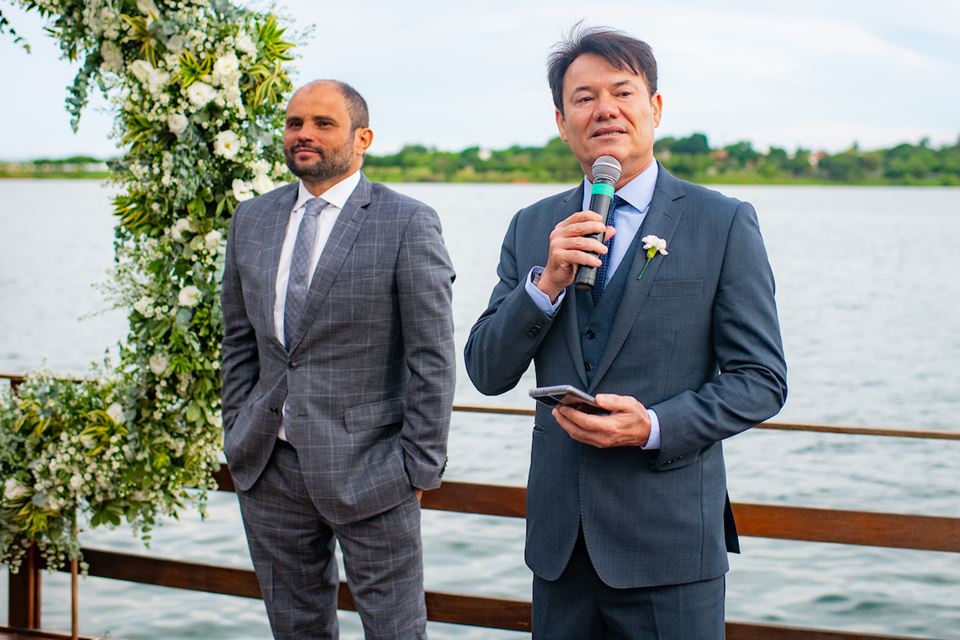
[{"xmin": 283, "ymin": 197, "xmax": 327, "ymax": 349}]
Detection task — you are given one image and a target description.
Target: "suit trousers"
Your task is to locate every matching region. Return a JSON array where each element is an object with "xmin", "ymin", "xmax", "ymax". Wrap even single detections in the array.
[
  {"xmin": 532, "ymin": 529, "xmax": 725, "ymax": 640},
  {"xmin": 237, "ymin": 439, "xmax": 427, "ymax": 640}
]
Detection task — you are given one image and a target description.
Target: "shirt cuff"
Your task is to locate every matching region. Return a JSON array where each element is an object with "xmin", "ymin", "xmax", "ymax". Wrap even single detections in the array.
[
  {"xmin": 525, "ymin": 267, "xmax": 565, "ymax": 316},
  {"xmin": 641, "ymin": 409, "xmax": 661, "ymax": 450}
]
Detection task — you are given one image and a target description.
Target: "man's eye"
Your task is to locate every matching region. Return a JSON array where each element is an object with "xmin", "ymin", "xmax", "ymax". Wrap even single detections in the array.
[{"xmin": 576, "ymin": 96, "xmax": 592, "ymax": 104}]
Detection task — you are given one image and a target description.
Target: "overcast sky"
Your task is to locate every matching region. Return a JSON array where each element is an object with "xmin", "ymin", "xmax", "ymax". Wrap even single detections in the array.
[{"xmin": 1, "ymin": 0, "xmax": 957, "ymax": 160}]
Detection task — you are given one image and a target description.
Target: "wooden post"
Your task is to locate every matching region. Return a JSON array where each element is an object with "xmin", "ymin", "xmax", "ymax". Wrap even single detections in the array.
[{"xmin": 8, "ymin": 542, "xmax": 41, "ymax": 628}]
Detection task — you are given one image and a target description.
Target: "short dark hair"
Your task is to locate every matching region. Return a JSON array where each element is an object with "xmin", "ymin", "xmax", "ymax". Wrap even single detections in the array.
[
  {"xmin": 330, "ymin": 80, "xmax": 370, "ymax": 131},
  {"xmin": 297, "ymin": 79, "xmax": 370, "ymax": 130},
  {"xmin": 547, "ymin": 24, "xmax": 658, "ymax": 114}
]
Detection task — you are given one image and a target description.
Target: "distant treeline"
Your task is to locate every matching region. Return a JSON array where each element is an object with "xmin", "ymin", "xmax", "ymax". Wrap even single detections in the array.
[
  {"xmin": 0, "ymin": 155, "xmax": 110, "ymax": 179},
  {"xmin": 364, "ymin": 134, "xmax": 960, "ymax": 185},
  {"xmin": 4, "ymin": 136, "xmax": 959, "ymax": 185}
]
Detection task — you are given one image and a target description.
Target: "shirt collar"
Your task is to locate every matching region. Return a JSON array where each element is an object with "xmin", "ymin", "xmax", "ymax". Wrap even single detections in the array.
[
  {"xmin": 294, "ymin": 170, "xmax": 362, "ymax": 212},
  {"xmin": 582, "ymin": 160, "xmax": 659, "ymax": 213}
]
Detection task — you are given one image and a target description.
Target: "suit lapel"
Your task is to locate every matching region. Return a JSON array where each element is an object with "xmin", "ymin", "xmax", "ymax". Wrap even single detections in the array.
[
  {"xmin": 288, "ymin": 175, "xmax": 374, "ymax": 353},
  {"xmin": 558, "ymin": 184, "xmax": 590, "ymax": 390},
  {"xmin": 262, "ymin": 184, "xmax": 300, "ymax": 352},
  {"xmin": 589, "ymin": 166, "xmax": 686, "ymax": 391}
]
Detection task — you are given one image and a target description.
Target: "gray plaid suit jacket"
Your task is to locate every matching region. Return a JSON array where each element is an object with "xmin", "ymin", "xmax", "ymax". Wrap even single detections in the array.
[
  {"xmin": 465, "ymin": 165, "xmax": 787, "ymax": 588},
  {"xmin": 221, "ymin": 174, "xmax": 456, "ymax": 524}
]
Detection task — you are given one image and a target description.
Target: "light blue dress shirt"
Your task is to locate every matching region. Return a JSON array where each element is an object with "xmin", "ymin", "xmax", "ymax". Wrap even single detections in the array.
[{"xmin": 525, "ymin": 161, "xmax": 662, "ymax": 449}]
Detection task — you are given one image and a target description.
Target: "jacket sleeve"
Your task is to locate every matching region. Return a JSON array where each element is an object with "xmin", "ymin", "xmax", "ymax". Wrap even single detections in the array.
[
  {"xmin": 650, "ymin": 201, "xmax": 788, "ymax": 465},
  {"xmin": 464, "ymin": 210, "xmax": 559, "ymax": 396},
  {"xmin": 220, "ymin": 205, "xmax": 260, "ymax": 430},
  {"xmin": 395, "ymin": 206, "xmax": 457, "ymax": 490}
]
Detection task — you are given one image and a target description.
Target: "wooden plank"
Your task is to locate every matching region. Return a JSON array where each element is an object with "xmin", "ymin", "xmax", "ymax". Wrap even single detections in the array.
[
  {"xmin": 74, "ymin": 549, "xmax": 262, "ymax": 599},
  {"xmin": 421, "ymin": 481, "xmax": 526, "ymax": 518},
  {"xmin": 450, "ymin": 403, "xmax": 960, "ymax": 441},
  {"xmin": 211, "ymin": 474, "xmax": 960, "ymax": 552},
  {"xmin": 734, "ymin": 503, "xmax": 960, "ymax": 552},
  {"xmin": 726, "ymin": 621, "xmax": 942, "ymax": 640},
  {"xmin": 61, "ymin": 549, "xmax": 532, "ymax": 630},
  {"xmin": 47, "ymin": 552, "xmax": 944, "ymax": 638},
  {"xmin": 0, "ymin": 627, "xmax": 102, "ymax": 640}
]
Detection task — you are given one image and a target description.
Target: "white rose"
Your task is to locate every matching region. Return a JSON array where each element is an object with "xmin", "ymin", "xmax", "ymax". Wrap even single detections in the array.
[
  {"xmin": 187, "ymin": 81, "xmax": 217, "ymax": 108},
  {"xmin": 641, "ymin": 235, "xmax": 669, "ymax": 256},
  {"xmin": 178, "ymin": 285, "xmax": 202, "ymax": 307},
  {"xmin": 235, "ymin": 32, "xmax": 257, "ymax": 56},
  {"xmin": 4, "ymin": 478, "xmax": 30, "ymax": 501},
  {"xmin": 149, "ymin": 353, "xmax": 169, "ymax": 376},
  {"xmin": 214, "ymin": 130, "xmax": 242, "ymax": 159},
  {"xmin": 204, "ymin": 229, "xmax": 223, "ymax": 252},
  {"xmin": 100, "ymin": 41, "xmax": 123, "ymax": 73},
  {"xmin": 69, "ymin": 474, "xmax": 84, "ymax": 491},
  {"xmin": 136, "ymin": 0, "xmax": 159, "ymax": 17},
  {"xmin": 166, "ymin": 35, "xmax": 185, "ymax": 54},
  {"xmin": 249, "ymin": 159, "xmax": 271, "ymax": 175},
  {"xmin": 232, "ymin": 179, "xmax": 254, "ymax": 202},
  {"xmin": 251, "ymin": 173, "xmax": 274, "ymax": 194},
  {"xmin": 168, "ymin": 113, "xmax": 188, "ymax": 135},
  {"xmin": 80, "ymin": 434, "xmax": 98, "ymax": 449},
  {"xmin": 106, "ymin": 402, "xmax": 126, "ymax": 425},
  {"xmin": 129, "ymin": 59, "xmax": 169, "ymax": 96},
  {"xmin": 212, "ymin": 53, "xmax": 241, "ymax": 86},
  {"xmin": 171, "ymin": 218, "xmax": 193, "ymax": 242},
  {"xmin": 133, "ymin": 296, "xmax": 155, "ymax": 318}
]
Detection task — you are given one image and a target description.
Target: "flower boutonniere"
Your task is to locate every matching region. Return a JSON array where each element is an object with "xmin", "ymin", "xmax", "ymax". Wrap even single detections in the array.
[{"xmin": 637, "ymin": 235, "xmax": 668, "ymax": 281}]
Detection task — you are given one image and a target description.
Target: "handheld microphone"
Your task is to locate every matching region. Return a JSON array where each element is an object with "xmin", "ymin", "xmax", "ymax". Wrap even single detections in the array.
[{"xmin": 574, "ymin": 155, "xmax": 622, "ymax": 291}]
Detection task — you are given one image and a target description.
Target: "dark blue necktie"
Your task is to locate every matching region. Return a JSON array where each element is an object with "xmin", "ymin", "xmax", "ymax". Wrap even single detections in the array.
[{"xmin": 592, "ymin": 195, "xmax": 626, "ymax": 305}]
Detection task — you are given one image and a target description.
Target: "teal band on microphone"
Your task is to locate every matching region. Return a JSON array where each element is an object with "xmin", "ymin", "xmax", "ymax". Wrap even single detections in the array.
[{"xmin": 591, "ymin": 183, "xmax": 615, "ymax": 197}]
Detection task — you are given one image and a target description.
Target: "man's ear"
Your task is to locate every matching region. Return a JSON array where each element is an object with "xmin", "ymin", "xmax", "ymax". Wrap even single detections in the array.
[
  {"xmin": 555, "ymin": 109, "xmax": 568, "ymax": 142},
  {"xmin": 355, "ymin": 127, "xmax": 374, "ymax": 155},
  {"xmin": 651, "ymin": 92, "xmax": 663, "ymax": 128}
]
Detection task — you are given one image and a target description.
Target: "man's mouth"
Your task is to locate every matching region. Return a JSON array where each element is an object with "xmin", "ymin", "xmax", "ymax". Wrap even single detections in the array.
[
  {"xmin": 592, "ymin": 127, "xmax": 627, "ymax": 138},
  {"xmin": 292, "ymin": 145, "xmax": 322, "ymax": 155}
]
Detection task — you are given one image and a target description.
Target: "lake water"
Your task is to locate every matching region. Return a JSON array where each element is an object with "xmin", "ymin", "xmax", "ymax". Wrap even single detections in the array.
[{"xmin": 1, "ymin": 180, "xmax": 958, "ymax": 639}]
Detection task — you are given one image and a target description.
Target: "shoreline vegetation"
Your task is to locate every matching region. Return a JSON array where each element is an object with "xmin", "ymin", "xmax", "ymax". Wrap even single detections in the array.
[{"xmin": 3, "ymin": 133, "xmax": 959, "ymax": 185}]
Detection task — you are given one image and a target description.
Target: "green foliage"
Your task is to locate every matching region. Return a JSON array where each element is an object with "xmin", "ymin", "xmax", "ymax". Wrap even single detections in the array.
[{"xmin": 2, "ymin": 0, "xmax": 294, "ymax": 572}]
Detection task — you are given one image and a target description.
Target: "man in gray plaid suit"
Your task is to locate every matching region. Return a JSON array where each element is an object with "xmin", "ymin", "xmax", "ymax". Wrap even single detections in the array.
[{"xmin": 221, "ymin": 80, "xmax": 456, "ymax": 639}]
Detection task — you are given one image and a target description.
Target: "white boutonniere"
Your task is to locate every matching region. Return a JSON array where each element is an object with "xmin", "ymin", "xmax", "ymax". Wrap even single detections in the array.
[{"xmin": 637, "ymin": 235, "xmax": 668, "ymax": 281}]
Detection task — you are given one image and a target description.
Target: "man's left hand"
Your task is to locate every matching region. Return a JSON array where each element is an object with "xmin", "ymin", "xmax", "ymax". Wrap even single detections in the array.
[
  {"xmin": 415, "ymin": 489, "xmax": 423, "ymax": 502},
  {"xmin": 553, "ymin": 393, "xmax": 651, "ymax": 448}
]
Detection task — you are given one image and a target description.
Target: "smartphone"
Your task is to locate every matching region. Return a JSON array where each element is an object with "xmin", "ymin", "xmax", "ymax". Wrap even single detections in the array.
[{"xmin": 529, "ymin": 384, "xmax": 609, "ymax": 415}]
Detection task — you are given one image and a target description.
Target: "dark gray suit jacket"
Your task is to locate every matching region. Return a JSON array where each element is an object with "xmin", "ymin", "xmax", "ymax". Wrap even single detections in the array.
[
  {"xmin": 465, "ymin": 165, "xmax": 787, "ymax": 588},
  {"xmin": 221, "ymin": 175, "xmax": 456, "ymax": 524}
]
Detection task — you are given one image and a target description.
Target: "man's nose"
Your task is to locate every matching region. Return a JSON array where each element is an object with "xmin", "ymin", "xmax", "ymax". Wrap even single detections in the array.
[{"xmin": 594, "ymin": 93, "xmax": 618, "ymax": 120}]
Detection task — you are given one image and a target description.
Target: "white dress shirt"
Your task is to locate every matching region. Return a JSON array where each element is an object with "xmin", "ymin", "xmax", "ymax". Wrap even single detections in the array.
[{"xmin": 274, "ymin": 170, "xmax": 361, "ymax": 439}]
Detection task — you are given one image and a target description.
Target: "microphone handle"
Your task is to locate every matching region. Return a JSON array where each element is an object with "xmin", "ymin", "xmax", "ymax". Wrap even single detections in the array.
[{"xmin": 574, "ymin": 191, "xmax": 614, "ymax": 291}]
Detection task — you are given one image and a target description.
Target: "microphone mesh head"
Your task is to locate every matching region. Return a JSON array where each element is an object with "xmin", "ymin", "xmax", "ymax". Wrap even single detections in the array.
[{"xmin": 592, "ymin": 156, "xmax": 622, "ymax": 185}]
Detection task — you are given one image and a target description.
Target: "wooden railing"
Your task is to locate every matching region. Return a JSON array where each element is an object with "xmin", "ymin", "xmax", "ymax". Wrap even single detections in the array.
[{"xmin": 3, "ymin": 373, "xmax": 959, "ymax": 640}]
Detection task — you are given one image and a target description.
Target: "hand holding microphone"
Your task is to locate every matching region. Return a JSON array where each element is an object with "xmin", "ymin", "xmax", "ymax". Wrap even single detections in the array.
[{"xmin": 535, "ymin": 156, "xmax": 622, "ymax": 301}]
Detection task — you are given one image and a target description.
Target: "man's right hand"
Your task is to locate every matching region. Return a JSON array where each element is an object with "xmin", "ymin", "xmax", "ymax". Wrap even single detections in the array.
[{"xmin": 537, "ymin": 211, "xmax": 615, "ymax": 302}]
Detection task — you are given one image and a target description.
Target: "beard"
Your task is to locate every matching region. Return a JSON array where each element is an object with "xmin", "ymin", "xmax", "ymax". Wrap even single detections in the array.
[{"xmin": 284, "ymin": 139, "xmax": 354, "ymax": 182}]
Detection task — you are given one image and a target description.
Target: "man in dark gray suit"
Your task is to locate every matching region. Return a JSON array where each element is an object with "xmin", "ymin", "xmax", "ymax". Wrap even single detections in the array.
[
  {"xmin": 465, "ymin": 27, "xmax": 787, "ymax": 638},
  {"xmin": 221, "ymin": 80, "xmax": 455, "ymax": 639}
]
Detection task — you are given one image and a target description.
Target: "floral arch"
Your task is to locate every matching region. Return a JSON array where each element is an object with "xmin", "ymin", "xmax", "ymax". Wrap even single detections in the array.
[{"xmin": 0, "ymin": 0, "xmax": 294, "ymax": 570}]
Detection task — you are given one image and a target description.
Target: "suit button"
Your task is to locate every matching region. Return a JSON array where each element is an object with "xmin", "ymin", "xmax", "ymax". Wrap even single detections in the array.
[
  {"xmin": 585, "ymin": 329, "xmax": 596, "ymax": 339},
  {"xmin": 584, "ymin": 361, "xmax": 593, "ymax": 372},
  {"xmin": 288, "ymin": 361, "xmax": 298, "ymax": 370},
  {"xmin": 533, "ymin": 320, "xmax": 545, "ymax": 329},
  {"xmin": 269, "ymin": 407, "xmax": 279, "ymax": 415}
]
